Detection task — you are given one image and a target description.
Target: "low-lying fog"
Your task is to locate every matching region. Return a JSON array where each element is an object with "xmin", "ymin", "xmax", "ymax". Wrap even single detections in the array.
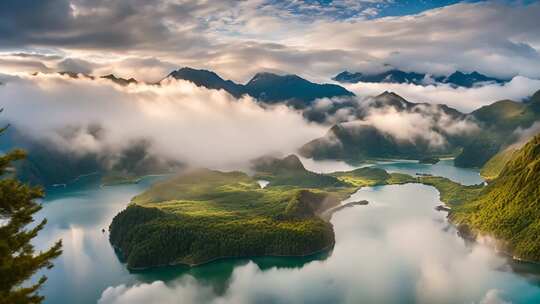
[
  {"xmin": 0, "ymin": 74, "xmax": 325, "ymax": 169},
  {"xmin": 2, "ymin": 73, "xmax": 540, "ymax": 174}
]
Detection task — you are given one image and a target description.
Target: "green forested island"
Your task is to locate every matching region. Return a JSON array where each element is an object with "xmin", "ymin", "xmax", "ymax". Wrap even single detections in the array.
[{"xmin": 109, "ymin": 155, "xmax": 413, "ymax": 269}]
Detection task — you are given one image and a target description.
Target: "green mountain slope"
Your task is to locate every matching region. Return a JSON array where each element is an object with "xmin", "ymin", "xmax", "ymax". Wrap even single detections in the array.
[
  {"xmin": 251, "ymin": 154, "xmax": 347, "ymax": 188},
  {"xmin": 479, "ymin": 147, "xmax": 517, "ymax": 180},
  {"xmin": 300, "ymin": 92, "xmax": 468, "ymax": 162},
  {"xmin": 455, "ymin": 93, "xmax": 540, "ymax": 167},
  {"xmin": 456, "ymin": 134, "xmax": 540, "ymax": 261},
  {"xmin": 429, "ymin": 134, "xmax": 540, "ymax": 262},
  {"xmin": 302, "ymin": 89, "xmax": 540, "ymax": 169}
]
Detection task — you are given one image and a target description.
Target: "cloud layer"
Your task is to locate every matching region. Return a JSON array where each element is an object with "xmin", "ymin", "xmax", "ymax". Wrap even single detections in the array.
[
  {"xmin": 0, "ymin": 74, "xmax": 324, "ymax": 169},
  {"xmin": 344, "ymin": 76, "xmax": 540, "ymax": 112},
  {"xmin": 360, "ymin": 105, "xmax": 478, "ymax": 147}
]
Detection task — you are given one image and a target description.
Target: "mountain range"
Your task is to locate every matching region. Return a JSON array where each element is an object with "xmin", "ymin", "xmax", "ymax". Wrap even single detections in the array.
[
  {"xmin": 333, "ymin": 69, "xmax": 509, "ymax": 88},
  {"xmin": 7, "ymin": 68, "xmax": 540, "ymax": 186},
  {"xmin": 55, "ymin": 68, "xmax": 356, "ymax": 108},
  {"xmin": 1, "ymin": 127, "xmax": 182, "ymax": 186},
  {"xmin": 167, "ymin": 67, "xmax": 354, "ymax": 108},
  {"xmin": 449, "ymin": 133, "xmax": 540, "ymax": 262}
]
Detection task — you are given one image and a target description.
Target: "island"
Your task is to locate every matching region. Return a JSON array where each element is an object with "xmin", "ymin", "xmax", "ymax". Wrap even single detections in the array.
[{"xmin": 109, "ymin": 155, "xmax": 413, "ymax": 269}]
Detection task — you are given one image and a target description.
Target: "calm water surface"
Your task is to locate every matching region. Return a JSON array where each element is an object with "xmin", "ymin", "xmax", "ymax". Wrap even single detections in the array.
[{"xmin": 33, "ymin": 162, "xmax": 540, "ymax": 304}]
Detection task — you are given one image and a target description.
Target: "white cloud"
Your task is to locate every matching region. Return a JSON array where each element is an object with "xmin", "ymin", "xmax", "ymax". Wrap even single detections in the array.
[
  {"xmin": 344, "ymin": 76, "xmax": 540, "ymax": 113},
  {"xmin": 99, "ymin": 278, "xmax": 215, "ymax": 304},
  {"xmin": 309, "ymin": 94, "xmax": 481, "ymax": 148},
  {"xmin": 0, "ymin": 74, "xmax": 325, "ymax": 169},
  {"xmin": 479, "ymin": 289, "xmax": 510, "ymax": 304},
  {"xmin": 509, "ymin": 121, "xmax": 540, "ymax": 149},
  {"xmin": 362, "ymin": 107, "xmax": 447, "ymax": 147}
]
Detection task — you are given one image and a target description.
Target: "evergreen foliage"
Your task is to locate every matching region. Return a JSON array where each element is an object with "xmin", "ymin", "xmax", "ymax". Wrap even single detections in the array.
[
  {"xmin": 423, "ymin": 134, "xmax": 540, "ymax": 262},
  {"xmin": 0, "ymin": 128, "xmax": 62, "ymax": 304}
]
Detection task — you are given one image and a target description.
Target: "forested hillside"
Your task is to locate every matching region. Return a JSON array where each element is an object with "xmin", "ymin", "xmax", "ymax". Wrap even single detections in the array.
[{"xmin": 425, "ymin": 134, "xmax": 540, "ymax": 262}]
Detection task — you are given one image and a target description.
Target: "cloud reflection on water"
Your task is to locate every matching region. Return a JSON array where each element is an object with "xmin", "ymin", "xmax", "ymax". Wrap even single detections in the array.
[{"xmin": 98, "ymin": 184, "xmax": 540, "ymax": 304}]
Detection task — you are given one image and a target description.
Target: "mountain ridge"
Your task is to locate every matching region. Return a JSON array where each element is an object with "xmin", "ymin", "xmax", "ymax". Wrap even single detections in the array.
[
  {"xmin": 166, "ymin": 67, "xmax": 355, "ymax": 107},
  {"xmin": 301, "ymin": 89, "xmax": 540, "ymax": 168},
  {"xmin": 450, "ymin": 134, "xmax": 540, "ymax": 262},
  {"xmin": 333, "ymin": 69, "xmax": 509, "ymax": 88}
]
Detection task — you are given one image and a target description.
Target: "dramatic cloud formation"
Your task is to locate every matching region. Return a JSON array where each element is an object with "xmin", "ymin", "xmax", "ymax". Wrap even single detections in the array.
[
  {"xmin": 303, "ymin": 92, "xmax": 481, "ymax": 148},
  {"xmin": 0, "ymin": 74, "xmax": 324, "ymax": 169},
  {"xmin": 360, "ymin": 106, "xmax": 478, "ymax": 147},
  {"xmin": 1, "ymin": 1, "xmax": 539, "ymax": 83},
  {"xmin": 344, "ymin": 76, "xmax": 540, "ymax": 112}
]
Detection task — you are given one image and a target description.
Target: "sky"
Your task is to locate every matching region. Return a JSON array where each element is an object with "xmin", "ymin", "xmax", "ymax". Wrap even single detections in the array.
[{"xmin": 1, "ymin": 0, "xmax": 540, "ymax": 84}]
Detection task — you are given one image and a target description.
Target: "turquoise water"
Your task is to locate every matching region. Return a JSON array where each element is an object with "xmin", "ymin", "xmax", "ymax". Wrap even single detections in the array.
[
  {"xmin": 372, "ymin": 159, "xmax": 484, "ymax": 185},
  {"xmin": 32, "ymin": 164, "xmax": 540, "ymax": 304}
]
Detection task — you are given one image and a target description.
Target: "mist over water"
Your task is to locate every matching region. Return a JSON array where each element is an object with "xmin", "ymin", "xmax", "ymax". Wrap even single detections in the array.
[
  {"xmin": 30, "ymin": 162, "xmax": 540, "ymax": 304},
  {"xmin": 299, "ymin": 156, "xmax": 359, "ymax": 174}
]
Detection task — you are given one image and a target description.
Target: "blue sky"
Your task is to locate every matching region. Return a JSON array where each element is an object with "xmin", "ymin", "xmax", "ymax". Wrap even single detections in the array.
[
  {"xmin": 376, "ymin": 0, "xmax": 485, "ymax": 17},
  {"xmin": 267, "ymin": 0, "xmax": 536, "ymax": 20},
  {"xmin": 265, "ymin": 0, "xmax": 484, "ymax": 20}
]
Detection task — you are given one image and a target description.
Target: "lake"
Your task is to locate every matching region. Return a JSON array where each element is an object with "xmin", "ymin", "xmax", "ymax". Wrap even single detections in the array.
[{"xmin": 33, "ymin": 161, "xmax": 540, "ymax": 304}]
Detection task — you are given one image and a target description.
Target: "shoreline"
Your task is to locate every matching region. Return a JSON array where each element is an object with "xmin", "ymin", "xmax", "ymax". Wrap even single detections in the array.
[
  {"xmin": 426, "ymin": 184, "xmax": 540, "ymax": 267},
  {"xmin": 125, "ymin": 241, "xmax": 336, "ymax": 271},
  {"xmin": 111, "ymin": 167, "xmax": 539, "ymax": 273}
]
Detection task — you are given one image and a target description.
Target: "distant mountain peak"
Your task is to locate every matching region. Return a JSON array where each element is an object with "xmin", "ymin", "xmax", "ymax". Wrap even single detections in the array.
[
  {"xmin": 247, "ymin": 72, "xmax": 279, "ymax": 84},
  {"xmin": 167, "ymin": 67, "xmax": 224, "ymax": 82},
  {"xmin": 333, "ymin": 68, "xmax": 509, "ymax": 88},
  {"xmin": 58, "ymin": 71, "xmax": 94, "ymax": 79},
  {"xmin": 376, "ymin": 91, "xmax": 403, "ymax": 99},
  {"xmin": 101, "ymin": 74, "xmax": 137, "ymax": 86},
  {"xmin": 370, "ymin": 91, "xmax": 412, "ymax": 110},
  {"xmin": 166, "ymin": 67, "xmax": 245, "ymax": 97},
  {"xmin": 245, "ymin": 72, "xmax": 354, "ymax": 106},
  {"xmin": 528, "ymin": 89, "xmax": 540, "ymax": 112},
  {"xmin": 247, "ymin": 72, "xmax": 303, "ymax": 85},
  {"xmin": 166, "ymin": 67, "xmax": 353, "ymax": 107}
]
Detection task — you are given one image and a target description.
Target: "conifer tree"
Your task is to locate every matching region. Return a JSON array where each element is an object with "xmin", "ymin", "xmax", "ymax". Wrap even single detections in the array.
[{"xmin": 0, "ymin": 124, "xmax": 62, "ymax": 304}]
